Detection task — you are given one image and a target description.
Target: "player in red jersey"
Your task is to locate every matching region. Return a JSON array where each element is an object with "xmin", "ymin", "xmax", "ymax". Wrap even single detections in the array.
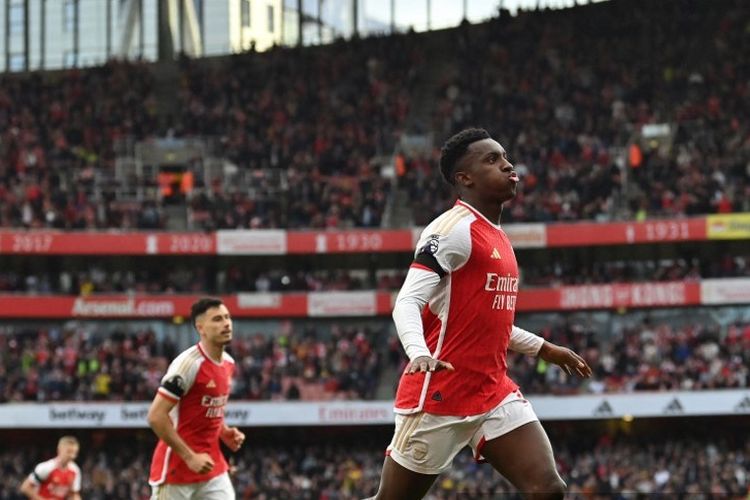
[
  {"xmin": 20, "ymin": 435, "xmax": 81, "ymax": 500},
  {"xmin": 148, "ymin": 297, "xmax": 245, "ymax": 499},
  {"xmin": 368, "ymin": 129, "xmax": 593, "ymax": 500}
]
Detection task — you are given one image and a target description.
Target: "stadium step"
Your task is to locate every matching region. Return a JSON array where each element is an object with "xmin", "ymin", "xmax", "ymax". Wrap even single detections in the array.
[{"xmin": 164, "ymin": 204, "xmax": 188, "ymax": 230}]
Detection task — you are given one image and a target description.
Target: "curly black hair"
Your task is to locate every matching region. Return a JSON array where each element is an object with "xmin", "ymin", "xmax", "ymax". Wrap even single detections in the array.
[{"xmin": 439, "ymin": 128, "xmax": 491, "ymax": 185}]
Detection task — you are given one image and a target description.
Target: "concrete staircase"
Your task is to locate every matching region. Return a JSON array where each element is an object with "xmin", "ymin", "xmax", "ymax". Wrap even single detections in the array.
[
  {"xmin": 403, "ymin": 33, "xmax": 455, "ymax": 134},
  {"xmin": 151, "ymin": 60, "xmax": 181, "ymax": 132},
  {"xmin": 163, "ymin": 204, "xmax": 188, "ymax": 230},
  {"xmin": 381, "ymin": 31, "xmax": 457, "ymax": 229},
  {"xmin": 383, "ymin": 187, "xmax": 415, "ymax": 228}
]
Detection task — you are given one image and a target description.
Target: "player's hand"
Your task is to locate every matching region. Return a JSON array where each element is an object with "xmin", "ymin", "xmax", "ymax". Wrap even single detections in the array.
[
  {"xmin": 406, "ymin": 356, "xmax": 454, "ymax": 375},
  {"xmin": 186, "ymin": 452, "xmax": 214, "ymax": 474},
  {"xmin": 538, "ymin": 342, "xmax": 592, "ymax": 378},
  {"xmin": 220, "ymin": 426, "xmax": 246, "ymax": 452}
]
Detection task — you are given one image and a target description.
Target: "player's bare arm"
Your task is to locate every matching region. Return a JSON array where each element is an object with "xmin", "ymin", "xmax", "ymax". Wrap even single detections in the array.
[
  {"xmin": 220, "ymin": 424, "xmax": 246, "ymax": 452},
  {"xmin": 538, "ymin": 341, "xmax": 592, "ymax": 378},
  {"xmin": 70, "ymin": 492, "xmax": 82, "ymax": 500},
  {"xmin": 147, "ymin": 393, "xmax": 215, "ymax": 474},
  {"xmin": 18, "ymin": 477, "xmax": 42, "ymax": 500}
]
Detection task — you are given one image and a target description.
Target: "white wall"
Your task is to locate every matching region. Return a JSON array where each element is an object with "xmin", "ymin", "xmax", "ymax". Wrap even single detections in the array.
[{"xmin": 202, "ymin": 0, "xmax": 230, "ymax": 55}]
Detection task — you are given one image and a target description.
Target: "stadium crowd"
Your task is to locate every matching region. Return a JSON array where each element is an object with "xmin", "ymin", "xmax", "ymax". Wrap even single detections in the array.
[
  {"xmin": 0, "ymin": 323, "xmax": 383, "ymax": 403},
  {"xmin": 0, "ymin": 61, "xmax": 160, "ymax": 229},
  {"xmin": 1, "ymin": 252, "xmax": 748, "ymax": 295},
  {"xmin": 505, "ymin": 319, "xmax": 750, "ymax": 395},
  {"xmin": 0, "ymin": 430, "xmax": 747, "ymax": 499},
  {"xmin": 0, "ymin": 0, "xmax": 748, "ymax": 230},
  {"xmin": 1, "ymin": 318, "xmax": 747, "ymax": 403},
  {"xmin": 177, "ymin": 33, "xmax": 421, "ymax": 229},
  {"xmin": 407, "ymin": 0, "xmax": 750, "ymax": 224},
  {"xmin": 186, "ymin": 171, "xmax": 391, "ymax": 230}
]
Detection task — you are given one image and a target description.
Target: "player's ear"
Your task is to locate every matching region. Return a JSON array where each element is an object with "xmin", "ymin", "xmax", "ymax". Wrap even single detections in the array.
[{"xmin": 454, "ymin": 169, "xmax": 473, "ymax": 188}]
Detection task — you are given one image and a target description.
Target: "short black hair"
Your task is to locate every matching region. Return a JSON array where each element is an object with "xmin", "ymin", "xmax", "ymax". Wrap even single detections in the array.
[
  {"xmin": 439, "ymin": 128, "xmax": 491, "ymax": 185},
  {"xmin": 190, "ymin": 297, "xmax": 224, "ymax": 326}
]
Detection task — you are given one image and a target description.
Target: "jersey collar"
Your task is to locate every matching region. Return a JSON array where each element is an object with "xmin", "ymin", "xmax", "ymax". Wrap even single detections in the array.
[
  {"xmin": 197, "ymin": 341, "xmax": 224, "ymax": 366},
  {"xmin": 455, "ymin": 199, "xmax": 503, "ymax": 229}
]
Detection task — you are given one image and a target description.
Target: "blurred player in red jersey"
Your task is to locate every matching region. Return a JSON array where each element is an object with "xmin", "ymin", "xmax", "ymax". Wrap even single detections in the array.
[
  {"xmin": 368, "ymin": 129, "xmax": 593, "ymax": 500},
  {"xmin": 148, "ymin": 297, "xmax": 245, "ymax": 499},
  {"xmin": 20, "ymin": 435, "xmax": 81, "ymax": 500}
]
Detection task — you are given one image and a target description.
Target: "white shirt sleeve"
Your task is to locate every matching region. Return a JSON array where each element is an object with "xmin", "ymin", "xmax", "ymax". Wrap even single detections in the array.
[
  {"xmin": 392, "ymin": 267, "xmax": 441, "ymax": 361},
  {"xmin": 72, "ymin": 463, "xmax": 82, "ymax": 492},
  {"xmin": 412, "ymin": 219, "xmax": 472, "ymax": 275},
  {"xmin": 158, "ymin": 349, "xmax": 200, "ymax": 401},
  {"xmin": 509, "ymin": 325, "xmax": 545, "ymax": 355},
  {"xmin": 30, "ymin": 459, "xmax": 55, "ymax": 484},
  {"xmin": 394, "ymin": 213, "xmax": 473, "ymax": 362}
]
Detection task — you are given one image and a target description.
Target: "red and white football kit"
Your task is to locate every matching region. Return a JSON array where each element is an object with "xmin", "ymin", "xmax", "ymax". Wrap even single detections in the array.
[
  {"xmin": 387, "ymin": 200, "xmax": 545, "ymax": 474},
  {"xmin": 149, "ymin": 342, "xmax": 235, "ymax": 487},
  {"xmin": 27, "ymin": 458, "xmax": 81, "ymax": 499}
]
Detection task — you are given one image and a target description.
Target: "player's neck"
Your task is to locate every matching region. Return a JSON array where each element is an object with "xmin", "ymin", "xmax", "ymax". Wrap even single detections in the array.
[
  {"xmin": 200, "ymin": 340, "xmax": 224, "ymax": 363},
  {"xmin": 460, "ymin": 196, "xmax": 503, "ymax": 224}
]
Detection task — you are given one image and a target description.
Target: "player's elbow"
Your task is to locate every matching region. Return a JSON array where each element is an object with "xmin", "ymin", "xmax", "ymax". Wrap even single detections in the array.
[
  {"xmin": 19, "ymin": 479, "xmax": 34, "ymax": 496},
  {"xmin": 391, "ymin": 305, "xmax": 400, "ymax": 324},
  {"xmin": 146, "ymin": 406, "xmax": 163, "ymax": 430}
]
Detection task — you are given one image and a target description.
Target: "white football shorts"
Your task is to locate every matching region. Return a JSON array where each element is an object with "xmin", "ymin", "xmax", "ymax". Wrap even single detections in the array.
[
  {"xmin": 150, "ymin": 471, "xmax": 235, "ymax": 500},
  {"xmin": 386, "ymin": 390, "xmax": 538, "ymax": 475}
]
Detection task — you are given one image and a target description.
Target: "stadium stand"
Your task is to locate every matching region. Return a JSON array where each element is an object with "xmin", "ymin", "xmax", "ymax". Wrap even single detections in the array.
[
  {"xmin": 415, "ymin": 0, "xmax": 750, "ymax": 224},
  {"xmin": 2, "ymin": 318, "xmax": 746, "ymax": 402},
  {"xmin": 0, "ymin": 62, "xmax": 160, "ymax": 229},
  {"xmin": 1, "ymin": 1, "xmax": 750, "ymax": 498},
  {"xmin": 0, "ymin": 1, "xmax": 748, "ymax": 230},
  {"xmin": 0, "ymin": 323, "xmax": 384, "ymax": 402},
  {"xmin": 1, "ymin": 419, "xmax": 748, "ymax": 499},
  {"xmin": 1, "ymin": 251, "xmax": 748, "ymax": 294}
]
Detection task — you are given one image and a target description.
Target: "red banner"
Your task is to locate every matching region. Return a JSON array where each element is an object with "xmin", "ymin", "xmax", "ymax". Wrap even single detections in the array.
[
  {"xmin": 286, "ymin": 230, "xmax": 414, "ymax": 254},
  {"xmin": 0, "ymin": 216, "xmax": 727, "ymax": 256},
  {"xmin": 0, "ymin": 280, "xmax": 737, "ymax": 318},
  {"xmin": 545, "ymin": 218, "xmax": 707, "ymax": 247},
  {"xmin": 519, "ymin": 282, "xmax": 701, "ymax": 311},
  {"xmin": 0, "ymin": 294, "xmax": 305, "ymax": 318},
  {"xmin": 0, "ymin": 232, "xmax": 215, "ymax": 255},
  {"xmin": 156, "ymin": 233, "xmax": 216, "ymax": 254}
]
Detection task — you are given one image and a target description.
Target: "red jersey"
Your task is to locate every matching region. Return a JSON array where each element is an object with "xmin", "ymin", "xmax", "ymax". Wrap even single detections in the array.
[
  {"xmin": 395, "ymin": 200, "xmax": 520, "ymax": 416},
  {"xmin": 149, "ymin": 342, "xmax": 235, "ymax": 485},
  {"xmin": 28, "ymin": 458, "xmax": 81, "ymax": 499}
]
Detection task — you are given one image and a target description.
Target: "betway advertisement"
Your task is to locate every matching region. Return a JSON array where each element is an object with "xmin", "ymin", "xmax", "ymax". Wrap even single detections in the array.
[{"xmin": 0, "ymin": 390, "xmax": 747, "ymax": 427}]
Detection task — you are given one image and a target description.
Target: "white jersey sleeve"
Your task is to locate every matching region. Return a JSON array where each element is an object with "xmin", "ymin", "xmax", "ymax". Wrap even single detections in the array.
[
  {"xmin": 30, "ymin": 459, "xmax": 55, "ymax": 484},
  {"xmin": 509, "ymin": 326, "xmax": 545, "ymax": 355},
  {"xmin": 393, "ymin": 268, "xmax": 441, "ymax": 361},
  {"xmin": 72, "ymin": 462, "xmax": 82, "ymax": 492},
  {"xmin": 157, "ymin": 346, "xmax": 202, "ymax": 401},
  {"xmin": 394, "ymin": 207, "xmax": 474, "ymax": 361},
  {"xmin": 411, "ymin": 211, "xmax": 473, "ymax": 276}
]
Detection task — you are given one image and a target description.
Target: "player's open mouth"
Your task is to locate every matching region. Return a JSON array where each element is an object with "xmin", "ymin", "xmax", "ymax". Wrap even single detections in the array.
[{"xmin": 509, "ymin": 173, "xmax": 520, "ymax": 182}]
